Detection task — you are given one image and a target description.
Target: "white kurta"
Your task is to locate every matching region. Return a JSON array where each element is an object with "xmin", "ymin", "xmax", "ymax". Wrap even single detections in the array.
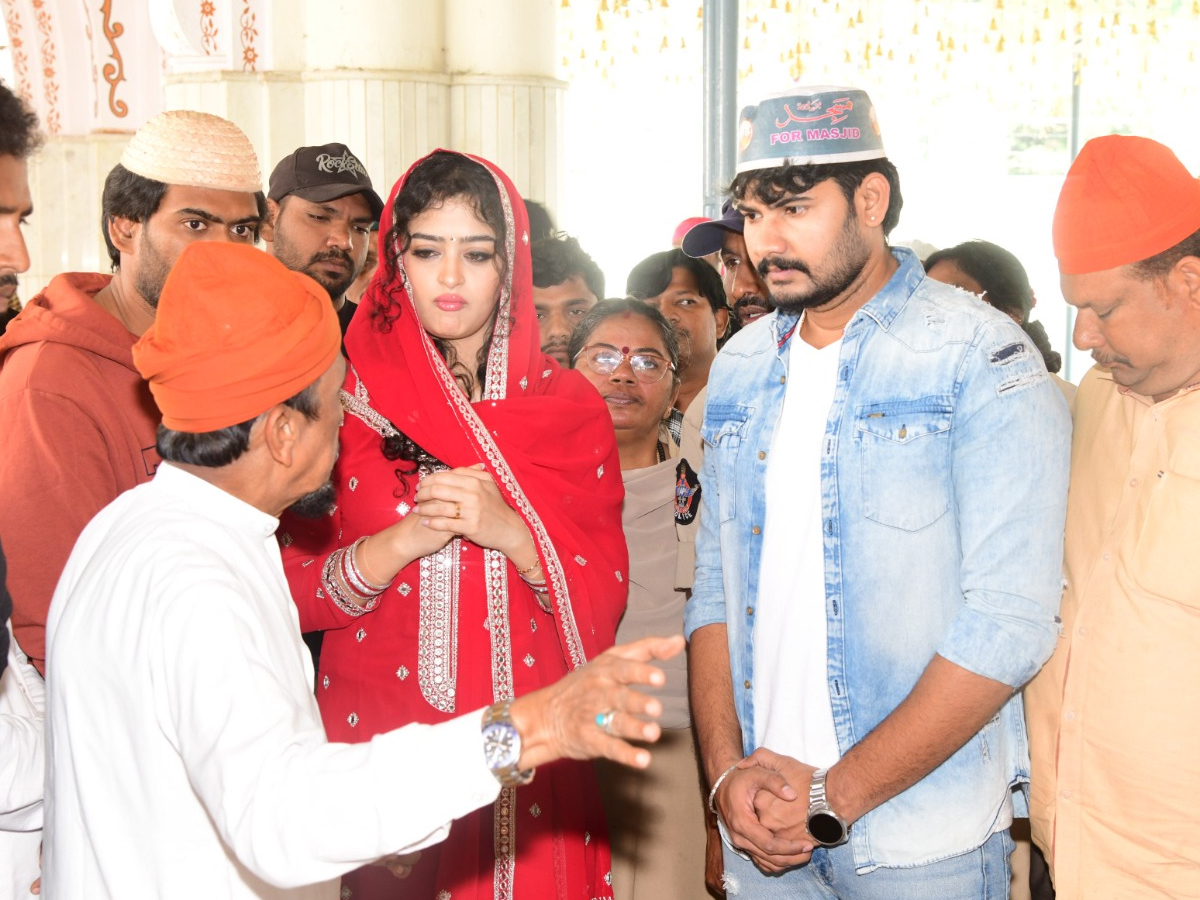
[{"xmin": 44, "ymin": 463, "xmax": 500, "ymax": 899}]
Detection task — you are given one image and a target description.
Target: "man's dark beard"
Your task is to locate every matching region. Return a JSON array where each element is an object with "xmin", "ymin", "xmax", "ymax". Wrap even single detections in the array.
[
  {"xmin": 288, "ymin": 481, "xmax": 336, "ymax": 518},
  {"xmin": 303, "ymin": 249, "xmax": 358, "ymax": 300},
  {"xmin": 754, "ymin": 212, "xmax": 870, "ymax": 315},
  {"xmin": 134, "ymin": 240, "xmax": 172, "ymax": 309}
]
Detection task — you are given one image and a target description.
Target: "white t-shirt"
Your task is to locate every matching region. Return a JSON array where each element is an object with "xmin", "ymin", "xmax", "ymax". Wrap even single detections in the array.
[
  {"xmin": 44, "ymin": 463, "xmax": 500, "ymax": 899},
  {"xmin": 753, "ymin": 335, "xmax": 842, "ymax": 768}
]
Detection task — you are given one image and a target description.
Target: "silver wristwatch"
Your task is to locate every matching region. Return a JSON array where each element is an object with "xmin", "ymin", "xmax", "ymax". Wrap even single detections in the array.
[
  {"xmin": 806, "ymin": 768, "xmax": 849, "ymax": 847},
  {"xmin": 481, "ymin": 701, "xmax": 535, "ymax": 787}
]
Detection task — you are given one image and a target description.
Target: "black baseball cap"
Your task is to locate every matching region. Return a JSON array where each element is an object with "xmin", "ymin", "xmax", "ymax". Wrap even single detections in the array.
[
  {"xmin": 681, "ymin": 199, "xmax": 745, "ymax": 258},
  {"xmin": 268, "ymin": 143, "xmax": 384, "ymax": 220}
]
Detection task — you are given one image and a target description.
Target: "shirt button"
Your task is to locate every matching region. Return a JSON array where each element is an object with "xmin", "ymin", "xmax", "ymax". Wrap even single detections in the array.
[
  {"xmin": 1129, "ymin": 478, "xmax": 1139, "ymax": 488},
  {"xmin": 1078, "ymin": 626, "xmax": 1088, "ymax": 637},
  {"xmin": 758, "ymin": 451, "xmax": 766, "ymax": 460},
  {"xmin": 1102, "ymin": 552, "xmax": 1111, "ymax": 561},
  {"xmin": 1064, "ymin": 710, "xmax": 1076, "ymax": 721},
  {"xmin": 744, "ymin": 679, "xmax": 752, "ymax": 689},
  {"xmin": 752, "ymin": 526, "xmax": 761, "ymax": 535},
  {"xmin": 746, "ymin": 606, "xmax": 754, "ymax": 616},
  {"xmin": 1061, "ymin": 790, "xmax": 1072, "ymax": 801},
  {"xmin": 780, "ymin": 376, "xmax": 786, "ymax": 384}
]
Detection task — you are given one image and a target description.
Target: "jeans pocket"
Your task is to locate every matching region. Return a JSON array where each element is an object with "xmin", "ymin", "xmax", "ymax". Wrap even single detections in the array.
[{"xmin": 857, "ymin": 399, "xmax": 952, "ymax": 531}]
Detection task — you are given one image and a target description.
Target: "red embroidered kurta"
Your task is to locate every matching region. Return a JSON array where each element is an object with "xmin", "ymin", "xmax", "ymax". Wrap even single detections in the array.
[{"xmin": 281, "ymin": 151, "xmax": 628, "ymax": 900}]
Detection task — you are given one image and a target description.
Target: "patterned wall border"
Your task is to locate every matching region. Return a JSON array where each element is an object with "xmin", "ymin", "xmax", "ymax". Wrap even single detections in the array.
[
  {"xmin": 239, "ymin": 0, "xmax": 256, "ymax": 71},
  {"xmin": 199, "ymin": 0, "xmax": 217, "ymax": 54},
  {"xmin": 30, "ymin": 0, "xmax": 60, "ymax": 133},
  {"xmin": 0, "ymin": 0, "xmax": 32, "ymax": 103},
  {"xmin": 98, "ymin": 0, "xmax": 127, "ymax": 116}
]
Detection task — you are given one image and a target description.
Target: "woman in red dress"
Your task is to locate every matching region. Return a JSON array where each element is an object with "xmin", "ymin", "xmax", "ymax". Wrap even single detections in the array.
[{"xmin": 280, "ymin": 150, "xmax": 628, "ymax": 899}]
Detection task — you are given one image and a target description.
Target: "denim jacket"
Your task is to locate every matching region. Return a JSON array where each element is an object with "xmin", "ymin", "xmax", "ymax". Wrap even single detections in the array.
[{"xmin": 684, "ymin": 248, "xmax": 1071, "ymax": 872}]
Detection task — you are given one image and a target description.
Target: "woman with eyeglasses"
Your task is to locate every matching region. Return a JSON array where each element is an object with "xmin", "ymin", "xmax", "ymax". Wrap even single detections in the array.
[{"xmin": 569, "ymin": 298, "xmax": 709, "ymax": 900}]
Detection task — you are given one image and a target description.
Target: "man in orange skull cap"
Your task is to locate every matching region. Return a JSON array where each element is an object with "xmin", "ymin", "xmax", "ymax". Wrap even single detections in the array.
[{"xmin": 1026, "ymin": 134, "xmax": 1200, "ymax": 899}]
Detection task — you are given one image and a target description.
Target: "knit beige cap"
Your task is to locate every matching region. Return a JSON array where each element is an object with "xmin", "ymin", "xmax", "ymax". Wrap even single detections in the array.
[{"xmin": 120, "ymin": 110, "xmax": 262, "ymax": 193}]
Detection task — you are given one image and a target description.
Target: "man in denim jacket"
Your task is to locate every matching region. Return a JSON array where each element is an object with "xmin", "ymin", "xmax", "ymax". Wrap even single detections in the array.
[{"xmin": 685, "ymin": 87, "xmax": 1071, "ymax": 899}]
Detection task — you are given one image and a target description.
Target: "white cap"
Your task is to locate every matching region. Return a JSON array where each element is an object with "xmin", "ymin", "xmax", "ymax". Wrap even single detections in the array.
[{"xmin": 120, "ymin": 110, "xmax": 261, "ymax": 193}]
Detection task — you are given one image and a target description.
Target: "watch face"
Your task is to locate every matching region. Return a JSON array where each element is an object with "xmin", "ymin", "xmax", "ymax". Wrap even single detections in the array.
[
  {"xmin": 482, "ymin": 722, "xmax": 520, "ymax": 770},
  {"xmin": 808, "ymin": 810, "xmax": 846, "ymax": 846}
]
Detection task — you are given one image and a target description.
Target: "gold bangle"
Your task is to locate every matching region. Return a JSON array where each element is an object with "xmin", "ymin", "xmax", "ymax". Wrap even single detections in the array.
[
  {"xmin": 515, "ymin": 541, "xmax": 541, "ymax": 576},
  {"xmin": 515, "ymin": 556, "xmax": 541, "ymax": 576}
]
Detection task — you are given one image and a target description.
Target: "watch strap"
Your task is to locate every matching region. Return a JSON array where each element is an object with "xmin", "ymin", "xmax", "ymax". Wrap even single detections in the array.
[
  {"xmin": 806, "ymin": 767, "xmax": 849, "ymax": 847},
  {"xmin": 482, "ymin": 701, "xmax": 535, "ymax": 787},
  {"xmin": 808, "ymin": 767, "xmax": 831, "ymax": 810}
]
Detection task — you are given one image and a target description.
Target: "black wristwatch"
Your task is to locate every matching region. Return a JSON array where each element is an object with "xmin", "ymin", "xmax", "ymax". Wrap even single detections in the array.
[
  {"xmin": 806, "ymin": 768, "xmax": 850, "ymax": 847},
  {"xmin": 481, "ymin": 701, "xmax": 535, "ymax": 787}
]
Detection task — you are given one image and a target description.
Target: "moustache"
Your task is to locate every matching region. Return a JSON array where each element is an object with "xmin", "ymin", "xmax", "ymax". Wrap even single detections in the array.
[
  {"xmin": 310, "ymin": 249, "xmax": 353, "ymax": 266},
  {"xmin": 734, "ymin": 295, "xmax": 769, "ymax": 309},
  {"xmin": 0, "ymin": 274, "xmax": 17, "ymax": 288},
  {"xmin": 1091, "ymin": 352, "xmax": 1132, "ymax": 368},
  {"xmin": 756, "ymin": 256, "xmax": 811, "ymax": 280}
]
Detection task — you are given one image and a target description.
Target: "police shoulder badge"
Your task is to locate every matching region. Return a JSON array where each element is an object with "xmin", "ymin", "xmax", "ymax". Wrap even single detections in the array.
[{"xmin": 674, "ymin": 459, "xmax": 702, "ymax": 526}]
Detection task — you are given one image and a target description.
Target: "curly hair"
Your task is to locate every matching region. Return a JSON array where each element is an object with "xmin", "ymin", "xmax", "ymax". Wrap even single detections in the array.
[
  {"xmin": 371, "ymin": 152, "xmax": 508, "ymax": 398},
  {"xmin": 729, "ymin": 158, "xmax": 904, "ymax": 237},
  {"xmin": 0, "ymin": 83, "xmax": 41, "ymax": 160},
  {"xmin": 369, "ymin": 152, "xmax": 511, "ymax": 491}
]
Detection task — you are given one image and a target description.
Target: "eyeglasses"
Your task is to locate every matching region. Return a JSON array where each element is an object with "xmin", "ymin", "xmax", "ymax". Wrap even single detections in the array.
[{"xmin": 573, "ymin": 345, "xmax": 675, "ymax": 384}]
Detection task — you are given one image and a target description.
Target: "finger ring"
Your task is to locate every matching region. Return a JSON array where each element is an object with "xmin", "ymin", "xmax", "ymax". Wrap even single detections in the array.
[
  {"xmin": 595, "ymin": 710, "xmax": 616, "ymax": 734},
  {"xmin": 454, "ymin": 502, "xmax": 461, "ymax": 519}
]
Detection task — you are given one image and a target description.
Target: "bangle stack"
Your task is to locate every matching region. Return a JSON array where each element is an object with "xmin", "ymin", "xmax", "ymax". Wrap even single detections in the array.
[
  {"xmin": 513, "ymin": 543, "xmax": 550, "ymax": 610},
  {"xmin": 321, "ymin": 537, "xmax": 392, "ymax": 616}
]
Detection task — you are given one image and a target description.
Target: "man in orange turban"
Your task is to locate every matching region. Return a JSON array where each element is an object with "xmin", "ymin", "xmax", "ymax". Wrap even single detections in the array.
[
  {"xmin": 0, "ymin": 109, "xmax": 265, "ymax": 890},
  {"xmin": 40, "ymin": 243, "xmax": 683, "ymax": 899},
  {"xmin": 1025, "ymin": 134, "xmax": 1200, "ymax": 899}
]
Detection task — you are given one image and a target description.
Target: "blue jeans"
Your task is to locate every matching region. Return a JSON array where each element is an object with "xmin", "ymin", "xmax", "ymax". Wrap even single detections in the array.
[{"xmin": 721, "ymin": 829, "xmax": 1013, "ymax": 900}]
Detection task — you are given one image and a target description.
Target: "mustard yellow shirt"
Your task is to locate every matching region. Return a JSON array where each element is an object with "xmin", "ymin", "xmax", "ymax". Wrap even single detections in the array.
[{"xmin": 1027, "ymin": 366, "xmax": 1200, "ymax": 899}]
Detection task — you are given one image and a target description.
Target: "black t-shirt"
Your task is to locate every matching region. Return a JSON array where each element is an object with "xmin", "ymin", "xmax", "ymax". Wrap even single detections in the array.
[{"xmin": 337, "ymin": 298, "xmax": 358, "ymax": 337}]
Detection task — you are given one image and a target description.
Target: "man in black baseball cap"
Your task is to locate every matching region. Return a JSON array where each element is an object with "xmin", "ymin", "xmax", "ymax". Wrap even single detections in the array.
[
  {"xmin": 681, "ymin": 200, "xmax": 773, "ymax": 329},
  {"xmin": 263, "ymin": 143, "xmax": 383, "ymax": 334}
]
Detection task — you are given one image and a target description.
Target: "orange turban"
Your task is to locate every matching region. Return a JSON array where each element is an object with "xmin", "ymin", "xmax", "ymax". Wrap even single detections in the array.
[
  {"xmin": 133, "ymin": 243, "xmax": 340, "ymax": 433},
  {"xmin": 1053, "ymin": 134, "xmax": 1200, "ymax": 275}
]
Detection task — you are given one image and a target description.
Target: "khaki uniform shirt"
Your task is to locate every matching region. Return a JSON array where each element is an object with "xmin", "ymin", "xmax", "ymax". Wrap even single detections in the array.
[{"xmin": 1026, "ymin": 367, "xmax": 1200, "ymax": 899}]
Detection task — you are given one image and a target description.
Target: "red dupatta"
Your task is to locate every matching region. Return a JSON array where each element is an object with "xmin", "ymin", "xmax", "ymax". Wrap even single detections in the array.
[{"xmin": 344, "ymin": 149, "xmax": 627, "ymax": 676}]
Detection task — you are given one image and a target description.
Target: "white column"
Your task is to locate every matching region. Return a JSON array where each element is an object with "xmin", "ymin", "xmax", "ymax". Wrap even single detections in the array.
[{"xmin": 445, "ymin": 0, "xmax": 565, "ymax": 215}]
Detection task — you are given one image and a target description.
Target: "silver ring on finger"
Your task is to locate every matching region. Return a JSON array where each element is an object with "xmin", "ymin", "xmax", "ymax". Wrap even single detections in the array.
[{"xmin": 595, "ymin": 710, "xmax": 616, "ymax": 735}]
